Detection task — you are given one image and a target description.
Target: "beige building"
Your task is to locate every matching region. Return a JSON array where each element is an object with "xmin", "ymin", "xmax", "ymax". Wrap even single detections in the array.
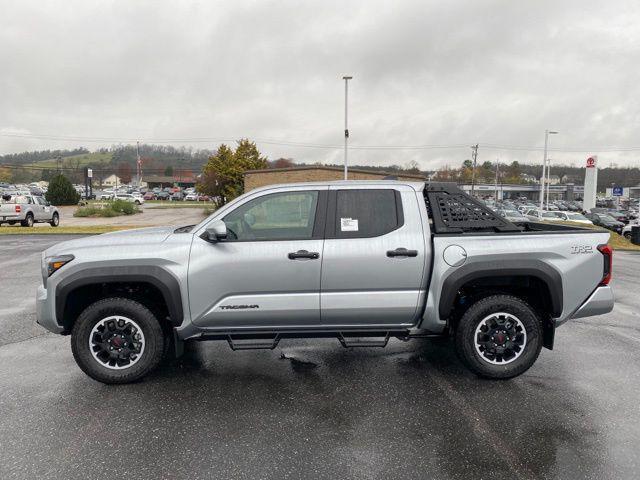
[
  {"xmin": 244, "ymin": 166, "xmax": 425, "ymax": 191},
  {"xmin": 100, "ymin": 174, "xmax": 122, "ymax": 187}
]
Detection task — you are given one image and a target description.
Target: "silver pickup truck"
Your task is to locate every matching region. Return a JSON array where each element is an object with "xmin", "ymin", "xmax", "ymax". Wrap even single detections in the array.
[
  {"xmin": 36, "ymin": 181, "xmax": 614, "ymax": 384},
  {"xmin": 0, "ymin": 194, "xmax": 60, "ymax": 227}
]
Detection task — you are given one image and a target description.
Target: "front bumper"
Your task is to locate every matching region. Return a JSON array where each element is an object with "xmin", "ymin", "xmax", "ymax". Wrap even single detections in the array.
[
  {"xmin": 36, "ymin": 285, "xmax": 64, "ymax": 334},
  {"xmin": 560, "ymin": 285, "xmax": 615, "ymax": 326}
]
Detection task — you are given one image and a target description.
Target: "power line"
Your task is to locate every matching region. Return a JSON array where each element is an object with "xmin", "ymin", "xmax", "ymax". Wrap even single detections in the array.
[{"xmin": 4, "ymin": 131, "xmax": 640, "ymax": 153}]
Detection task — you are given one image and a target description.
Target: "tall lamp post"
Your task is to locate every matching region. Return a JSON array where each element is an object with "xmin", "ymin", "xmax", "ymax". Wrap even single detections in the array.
[
  {"xmin": 546, "ymin": 157, "xmax": 553, "ymax": 207},
  {"xmin": 539, "ymin": 130, "xmax": 558, "ymax": 218},
  {"xmin": 342, "ymin": 76, "xmax": 352, "ymax": 180}
]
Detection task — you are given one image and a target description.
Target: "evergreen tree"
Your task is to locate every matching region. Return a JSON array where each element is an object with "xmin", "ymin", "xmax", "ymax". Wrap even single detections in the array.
[
  {"xmin": 45, "ymin": 174, "xmax": 80, "ymax": 205},
  {"xmin": 198, "ymin": 139, "xmax": 268, "ymax": 206}
]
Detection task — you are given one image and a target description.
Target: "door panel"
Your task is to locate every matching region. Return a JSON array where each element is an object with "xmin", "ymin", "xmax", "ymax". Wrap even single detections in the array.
[
  {"xmin": 189, "ymin": 239, "xmax": 324, "ymax": 328},
  {"xmin": 188, "ymin": 188, "xmax": 327, "ymax": 330},
  {"xmin": 320, "ymin": 188, "xmax": 426, "ymax": 327}
]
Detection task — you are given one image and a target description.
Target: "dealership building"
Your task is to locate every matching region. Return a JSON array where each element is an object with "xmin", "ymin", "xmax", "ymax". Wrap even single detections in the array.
[{"xmin": 243, "ymin": 166, "xmax": 425, "ymax": 191}]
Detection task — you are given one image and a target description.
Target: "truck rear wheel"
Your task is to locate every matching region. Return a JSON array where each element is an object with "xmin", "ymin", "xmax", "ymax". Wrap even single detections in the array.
[
  {"xmin": 21, "ymin": 213, "xmax": 34, "ymax": 227},
  {"xmin": 454, "ymin": 294, "xmax": 542, "ymax": 379},
  {"xmin": 71, "ymin": 298, "xmax": 166, "ymax": 384}
]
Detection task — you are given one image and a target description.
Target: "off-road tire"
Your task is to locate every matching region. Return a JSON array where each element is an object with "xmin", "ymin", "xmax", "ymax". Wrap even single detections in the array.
[
  {"xmin": 21, "ymin": 213, "xmax": 34, "ymax": 227},
  {"xmin": 455, "ymin": 294, "xmax": 543, "ymax": 379},
  {"xmin": 71, "ymin": 297, "xmax": 166, "ymax": 384}
]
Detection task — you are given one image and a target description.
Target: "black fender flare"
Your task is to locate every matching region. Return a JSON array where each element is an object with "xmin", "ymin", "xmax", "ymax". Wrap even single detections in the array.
[
  {"xmin": 55, "ymin": 265, "xmax": 184, "ymax": 326},
  {"xmin": 438, "ymin": 259, "xmax": 563, "ymax": 319}
]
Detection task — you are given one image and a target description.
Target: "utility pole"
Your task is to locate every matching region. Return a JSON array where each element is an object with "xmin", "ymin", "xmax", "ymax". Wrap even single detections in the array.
[
  {"xmin": 470, "ymin": 144, "xmax": 478, "ymax": 197},
  {"xmin": 136, "ymin": 141, "xmax": 141, "ymax": 186},
  {"xmin": 494, "ymin": 158, "xmax": 500, "ymax": 201},
  {"xmin": 342, "ymin": 76, "xmax": 352, "ymax": 180}
]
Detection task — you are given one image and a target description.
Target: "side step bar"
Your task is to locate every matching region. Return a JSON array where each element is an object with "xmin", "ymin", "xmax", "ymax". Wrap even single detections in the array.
[
  {"xmin": 337, "ymin": 332, "xmax": 390, "ymax": 348},
  {"xmin": 227, "ymin": 334, "xmax": 280, "ymax": 351},
  {"xmin": 199, "ymin": 331, "xmax": 444, "ymax": 351}
]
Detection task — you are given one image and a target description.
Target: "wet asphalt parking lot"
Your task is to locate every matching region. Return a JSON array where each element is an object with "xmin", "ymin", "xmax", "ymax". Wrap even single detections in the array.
[{"xmin": 0, "ymin": 235, "xmax": 639, "ymax": 480}]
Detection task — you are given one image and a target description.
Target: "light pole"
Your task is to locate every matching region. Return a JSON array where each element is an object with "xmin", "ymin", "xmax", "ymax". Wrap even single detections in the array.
[
  {"xmin": 539, "ymin": 130, "xmax": 558, "ymax": 218},
  {"xmin": 546, "ymin": 157, "xmax": 552, "ymax": 207},
  {"xmin": 470, "ymin": 144, "xmax": 478, "ymax": 196},
  {"xmin": 342, "ymin": 76, "xmax": 352, "ymax": 180}
]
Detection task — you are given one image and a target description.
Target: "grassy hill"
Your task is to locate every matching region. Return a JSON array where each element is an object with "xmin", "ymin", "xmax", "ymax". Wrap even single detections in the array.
[{"xmin": 35, "ymin": 152, "xmax": 112, "ymax": 169}]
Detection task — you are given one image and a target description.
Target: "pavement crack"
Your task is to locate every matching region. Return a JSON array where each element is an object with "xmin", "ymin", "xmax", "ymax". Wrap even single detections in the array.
[{"xmin": 0, "ymin": 332, "xmax": 51, "ymax": 349}]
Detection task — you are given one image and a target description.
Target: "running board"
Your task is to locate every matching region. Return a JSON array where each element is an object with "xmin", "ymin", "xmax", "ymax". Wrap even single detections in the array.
[
  {"xmin": 337, "ymin": 332, "xmax": 391, "ymax": 348},
  {"xmin": 191, "ymin": 330, "xmax": 446, "ymax": 351},
  {"xmin": 227, "ymin": 334, "xmax": 280, "ymax": 351}
]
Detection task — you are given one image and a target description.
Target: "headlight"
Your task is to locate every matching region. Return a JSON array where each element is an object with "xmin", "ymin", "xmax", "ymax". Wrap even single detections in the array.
[{"xmin": 45, "ymin": 254, "xmax": 75, "ymax": 277}]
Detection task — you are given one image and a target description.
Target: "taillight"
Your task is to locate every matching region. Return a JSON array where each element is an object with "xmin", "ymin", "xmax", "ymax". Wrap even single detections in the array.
[
  {"xmin": 15, "ymin": 205, "xmax": 21, "ymax": 213},
  {"xmin": 597, "ymin": 244, "xmax": 613, "ymax": 286}
]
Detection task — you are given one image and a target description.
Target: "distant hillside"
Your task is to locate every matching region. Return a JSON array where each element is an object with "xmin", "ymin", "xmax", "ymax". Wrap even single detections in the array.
[
  {"xmin": 35, "ymin": 152, "xmax": 112, "ymax": 169},
  {"xmin": 0, "ymin": 148, "xmax": 89, "ymax": 165}
]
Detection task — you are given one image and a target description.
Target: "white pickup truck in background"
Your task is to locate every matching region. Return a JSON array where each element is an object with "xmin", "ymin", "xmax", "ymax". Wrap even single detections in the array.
[{"xmin": 0, "ymin": 194, "xmax": 60, "ymax": 227}]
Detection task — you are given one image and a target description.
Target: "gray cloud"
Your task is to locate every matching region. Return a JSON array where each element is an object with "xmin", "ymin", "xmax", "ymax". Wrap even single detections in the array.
[{"xmin": 1, "ymin": 0, "xmax": 640, "ymax": 169}]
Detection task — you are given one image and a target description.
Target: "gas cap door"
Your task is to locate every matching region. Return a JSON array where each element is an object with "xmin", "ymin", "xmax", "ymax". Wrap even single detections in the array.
[{"xmin": 443, "ymin": 245, "xmax": 468, "ymax": 267}]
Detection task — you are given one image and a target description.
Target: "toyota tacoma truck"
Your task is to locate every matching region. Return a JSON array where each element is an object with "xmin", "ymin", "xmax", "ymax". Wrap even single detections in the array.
[{"xmin": 36, "ymin": 181, "xmax": 614, "ymax": 384}]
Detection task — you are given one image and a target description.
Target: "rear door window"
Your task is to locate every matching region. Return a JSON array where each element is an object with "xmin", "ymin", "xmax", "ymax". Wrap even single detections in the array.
[{"xmin": 333, "ymin": 189, "xmax": 403, "ymax": 238}]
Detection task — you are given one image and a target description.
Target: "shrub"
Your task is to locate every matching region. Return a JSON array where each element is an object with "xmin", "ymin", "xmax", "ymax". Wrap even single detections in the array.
[
  {"xmin": 45, "ymin": 174, "xmax": 80, "ymax": 205},
  {"xmin": 110, "ymin": 199, "xmax": 136, "ymax": 215},
  {"xmin": 73, "ymin": 200, "xmax": 140, "ymax": 218}
]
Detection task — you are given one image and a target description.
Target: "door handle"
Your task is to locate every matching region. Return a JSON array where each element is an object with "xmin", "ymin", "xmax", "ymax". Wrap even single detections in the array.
[
  {"xmin": 288, "ymin": 250, "xmax": 320, "ymax": 260},
  {"xmin": 387, "ymin": 248, "xmax": 418, "ymax": 258}
]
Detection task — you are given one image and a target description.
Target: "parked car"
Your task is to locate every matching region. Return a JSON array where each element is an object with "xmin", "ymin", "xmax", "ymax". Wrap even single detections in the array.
[
  {"xmin": 36, "ymin": 181, "xmax": 614, "ymax": 384},
  {"xmin": 622, "ymin": 222, "xmax": 638, "ymax": 240},
  {"xmin": 197, "ymin": 195, "xmax": 211, "ymax": 202},
  {"xmin": 143, "ymin": 192, "xmax": 156, "ymax": 201},
  {"xmin": 590, "ymin": 208, "xmax": 629, "ymax": 224},
  {"xmin": 184, "ymin": 193, "xmax": 198, "ymax": 201},
  {"xmin": 170, "ymin": 191, "xmax": 184, "ymax": 201},
  {"xmin": 523, "ymin": 209, "xmax": 562, "ymax": 222},
  {"xmin": 606, "ymin": 210, "xmax": 630, "ymax": 224},
  {"xmin": 553, "ymin": 212, "xmax": 594, "ymax": 225},
  {"xmin": 156, "ymin": 191, "xmax": 170, "ymax": 200},
  {"xmin": 113, "ymin": 193, "xmax": 144, "ymax": 205},
  {"xmin": 0, "ymin": 194, "xmax": 59, "ymax": 227},
  {"xmin": 585, "ymin": 213, "xmax": 624, "ymax": 234},
  {"xmin": 495, "ymin": 208, "xmax": 530, "ymax": 223}
]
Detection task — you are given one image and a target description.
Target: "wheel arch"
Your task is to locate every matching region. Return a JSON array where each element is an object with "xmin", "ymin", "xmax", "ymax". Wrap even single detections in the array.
[
  {"xmin": 55, "ymin": 265, "xmax": 184, "ymax": 332},
  {"xmin": 439, "ymin": 260, "xmax": 562, "ymax": 350}
]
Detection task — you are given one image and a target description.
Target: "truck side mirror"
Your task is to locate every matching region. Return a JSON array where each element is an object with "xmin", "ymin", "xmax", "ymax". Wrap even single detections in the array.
[{"xmin": 204, "ymin": 220, "xmax": 227, "ymax": 242}]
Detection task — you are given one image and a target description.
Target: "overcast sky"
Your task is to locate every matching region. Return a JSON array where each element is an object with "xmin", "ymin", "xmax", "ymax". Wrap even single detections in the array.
[{"xmin": 1, "ymin": 0, "xmax": 640, "ymax": 170}]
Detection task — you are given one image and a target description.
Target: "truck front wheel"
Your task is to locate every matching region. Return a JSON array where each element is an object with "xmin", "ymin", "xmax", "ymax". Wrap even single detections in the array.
[
  {"xmin": 71, "ymin": 298, "xmax": 166, "ymax": 384},
  {"xmin": 455, "ymin": 294, "xmax": 542, "ymax": 379}
]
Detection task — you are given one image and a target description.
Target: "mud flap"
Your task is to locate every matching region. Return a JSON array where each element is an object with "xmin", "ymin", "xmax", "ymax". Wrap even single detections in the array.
[{"xmin": 543, "ymin": 318, "xmax": 556, "ymax": 350}]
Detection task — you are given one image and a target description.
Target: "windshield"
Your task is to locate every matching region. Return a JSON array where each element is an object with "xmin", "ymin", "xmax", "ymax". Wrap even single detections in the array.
[{"xmin": 567, "ymin": 213, "xmax": 588, "ymax": 221}]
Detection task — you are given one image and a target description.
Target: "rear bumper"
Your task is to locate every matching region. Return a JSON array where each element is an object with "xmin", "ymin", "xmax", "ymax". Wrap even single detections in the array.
[
  {"xmin": 36, "ymin": 285, "xmax": 64, "ymax": 334},
  {"xmin": 559, "ymin": 285, "xmax": 615, "ymax": 326}
]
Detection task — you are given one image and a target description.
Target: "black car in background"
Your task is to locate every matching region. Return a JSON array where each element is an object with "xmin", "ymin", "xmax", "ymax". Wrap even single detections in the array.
[
  {"xmin": 590, "ymin": 208, "xmax": 629, "ymax": 224},
  {"xmin": 585, "ymin": 213, "xmax": 624, "ymax": 234}
]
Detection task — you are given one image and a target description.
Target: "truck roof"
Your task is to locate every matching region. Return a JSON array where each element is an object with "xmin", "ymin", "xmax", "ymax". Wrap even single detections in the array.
[{"xmin": 248, "ymin": 179, "xmax": 425, "ymax": 193}]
